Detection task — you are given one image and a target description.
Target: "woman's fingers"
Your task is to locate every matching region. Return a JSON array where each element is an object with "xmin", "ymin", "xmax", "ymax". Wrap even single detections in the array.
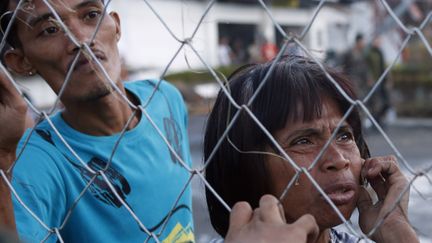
[
  {"xmin": 362, "ymin": 156, "xmax": 405, "ymax": 201},
  {"xmin": 229, "ymin": 201, "xmax": 253, "ymax": 232},
  {"xmin": 226, "ymin": 195, "xmax": 319, "ymax": 243},
  {"xmin": 360, "ymin": 155, "xmax": 410, "ymax": 220},
  {"xmin": 358, "ymin": 156, "xmax": 417, "ymax": 243},
  {"xmin": 365, "ymin": 156, "xmax": 399, "ymax": 178},
  {"xmin": 228, "ymin": 195, "xmax": 286, "ymax": 231},
  {"xmin": 258, "ymin": 194, "xmax": 285, "ymax": 223}
]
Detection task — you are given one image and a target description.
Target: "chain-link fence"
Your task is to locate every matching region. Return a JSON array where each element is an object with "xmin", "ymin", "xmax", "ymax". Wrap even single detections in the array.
[{"xmin": 0, "ymin": 0, "xmax": 431, "ymax": 242}]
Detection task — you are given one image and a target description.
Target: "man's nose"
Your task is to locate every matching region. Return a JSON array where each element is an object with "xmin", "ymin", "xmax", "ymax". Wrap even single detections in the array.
[
  {"xmin": 66, "ymin": 20, "xmax": 95, "ymax": 53},
  {"xmin": 319, "ymin": 142, "xmax": 350, "ymax": 172}
]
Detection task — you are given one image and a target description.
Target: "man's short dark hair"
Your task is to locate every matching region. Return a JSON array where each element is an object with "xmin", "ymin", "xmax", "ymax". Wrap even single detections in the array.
[
  {"xmin": 0, "ymin": 1, "xmax": 8, "ymax": 17},
  {"xmin": 204, "ymin": 55, "xmax": 370, "ymax": 236},
  {"xmin": 0, "ymin": 0, "xmax": 21, "ymax": 48}
]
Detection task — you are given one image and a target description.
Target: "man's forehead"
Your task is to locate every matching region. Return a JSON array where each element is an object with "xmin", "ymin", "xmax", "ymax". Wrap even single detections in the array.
[
  {"xmin": 10, "ymin": 0, "xmax": 104, "ymax": 26},
  {"xmin": 10, "ymin": 0, "xmax": 104, "ymax": 9}
]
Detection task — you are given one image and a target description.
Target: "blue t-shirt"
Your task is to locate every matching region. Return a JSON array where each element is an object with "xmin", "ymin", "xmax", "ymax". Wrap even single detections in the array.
[{"xmin": 12, "ymin": 80, "xmax": 194, "ymax": 242}]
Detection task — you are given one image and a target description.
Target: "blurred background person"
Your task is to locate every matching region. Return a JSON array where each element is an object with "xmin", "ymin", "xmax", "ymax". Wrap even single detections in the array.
[
  {"xmin": 232, "ymin": 38, "xmax": 248, "ymax": 65},
  {"xmin": 343, "ymin": 33, "xmax": 369, "ymax": 98},
  {"xmin": 218, "ymin": 36, "xmax": 234, "ymax": 67},
  {"xmin": 366, "ymin": 36, "xmax": 392, "ymax": 128}
]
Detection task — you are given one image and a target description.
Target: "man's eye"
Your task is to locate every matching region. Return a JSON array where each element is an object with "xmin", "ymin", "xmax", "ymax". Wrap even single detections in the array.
[
  {"xmin": 85, "ymin": 11, "xmax": 101, "ymax": 20},
  {"xmin": 42, "ymin": 26, "xmax": 59, "ymax": 35}
]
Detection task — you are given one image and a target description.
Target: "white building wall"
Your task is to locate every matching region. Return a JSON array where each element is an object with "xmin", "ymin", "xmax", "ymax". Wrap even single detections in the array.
[
  {"xmin": 15, "ymin": 1, "xmax": 382, "ymax": 110},
  {"xmin": 110, "ymin": 0, "xmax": 360, "ymax": 75},
  {"xmin": 111, "ymin": 0, "xmax": 214, "ymax": 77},
  {"xmin": 348, "ymin": 1, "xmax": 374, "ymax": 43}
]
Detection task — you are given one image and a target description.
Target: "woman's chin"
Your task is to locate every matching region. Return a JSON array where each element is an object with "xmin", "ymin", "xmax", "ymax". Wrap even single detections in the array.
[{"xmin": 315, "ymin": 205, "xmax": 355, "ymax": 230}]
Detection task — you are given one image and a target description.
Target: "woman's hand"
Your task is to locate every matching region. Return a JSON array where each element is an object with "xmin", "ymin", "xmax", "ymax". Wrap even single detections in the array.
[
  {"xmin": 0, "ymin": 69, "xmax": 27, "ymax": 171},
  {"xmin": 225, "ymin": 195, "xmax": 319, "ymax": 243},
  {"xmin": 357, "ymin": 156, "xmax": 419, "ymax": 243}
]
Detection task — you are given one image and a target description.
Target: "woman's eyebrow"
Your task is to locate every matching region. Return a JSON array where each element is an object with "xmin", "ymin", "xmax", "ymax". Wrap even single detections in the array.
[
  {"xmin": 283, "ymin": 128, "xmax": 321, "ymax": 142},
  {"xmin": 334, "ymin": 124, "xmax": 353, "ymax": 133}
]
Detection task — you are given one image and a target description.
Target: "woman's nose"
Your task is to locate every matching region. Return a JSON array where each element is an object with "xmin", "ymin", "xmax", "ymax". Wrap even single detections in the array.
[{"xmin": 319, "ymin": 143, "xmax": 350, "ymax": 172}]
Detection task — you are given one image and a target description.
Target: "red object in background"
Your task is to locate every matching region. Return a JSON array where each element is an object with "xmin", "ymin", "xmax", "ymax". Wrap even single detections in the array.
[{"xmin": 261, "ymin": 42, "xmax": 278, "ymax": 61}]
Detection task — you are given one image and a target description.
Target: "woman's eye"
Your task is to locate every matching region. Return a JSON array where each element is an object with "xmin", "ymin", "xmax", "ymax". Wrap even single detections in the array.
[
  {"xmin": 337, "ymin": 132, "xmax": 354, "ymax": 142},
  {"xmin": 291, "ymin": 138, "xmax": 311, "ymax": 146}
]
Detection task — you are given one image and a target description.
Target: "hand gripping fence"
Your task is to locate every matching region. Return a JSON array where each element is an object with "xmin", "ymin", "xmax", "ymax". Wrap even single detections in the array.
[{"xmin": 1, "ymin": 0, "xmax": 432, "ymax": 242}]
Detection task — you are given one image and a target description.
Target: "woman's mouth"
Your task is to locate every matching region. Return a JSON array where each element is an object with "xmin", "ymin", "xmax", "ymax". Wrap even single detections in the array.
[{"xmin": 322, "ymin": 182, "xmax": 357, "ymax": 206}]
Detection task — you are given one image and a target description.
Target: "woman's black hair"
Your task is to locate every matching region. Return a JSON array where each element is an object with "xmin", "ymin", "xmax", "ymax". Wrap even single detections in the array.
[{"xmin": 204, "ymin": 55, "xmax": 370, "ymax": 237}]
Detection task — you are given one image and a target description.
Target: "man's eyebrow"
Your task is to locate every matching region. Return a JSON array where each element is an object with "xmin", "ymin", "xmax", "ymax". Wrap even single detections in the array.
[
  {"xmin": 75, "ymin": 0, "xmax": 103, "ymax": 10},
  {"xmin": 28, "ymin": 0, "xmax": 103, "ymax": 27},
  {"xmin": 28, "ymin": 12, "xmax": 54, "ymax": 27}
]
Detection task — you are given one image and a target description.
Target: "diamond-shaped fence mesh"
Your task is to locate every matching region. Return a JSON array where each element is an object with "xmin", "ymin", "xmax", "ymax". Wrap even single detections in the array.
[{"xmin": 0, "ymin": 0, "xmax": 431, "ymax": 242}]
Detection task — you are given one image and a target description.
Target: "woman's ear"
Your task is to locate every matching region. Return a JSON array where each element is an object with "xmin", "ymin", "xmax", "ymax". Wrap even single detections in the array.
[{"xmin": 4, "ymin": 49, "xmax": 35, "ymax": 76}]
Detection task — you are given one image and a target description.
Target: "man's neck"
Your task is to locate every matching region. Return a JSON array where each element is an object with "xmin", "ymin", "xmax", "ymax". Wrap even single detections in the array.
[{"xmin": 60, "ymin": 87, "xmax": 141, "ymax": 136}]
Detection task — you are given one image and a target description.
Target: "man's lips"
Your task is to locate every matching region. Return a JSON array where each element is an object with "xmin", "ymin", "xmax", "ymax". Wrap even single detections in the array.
[
  {"xmin": 321, "ymin": 181, "xmax": 357, "ymax": 206},
  {"xmin": 67, "ymin": 51, "xmax": 106, "ymax": 72}
]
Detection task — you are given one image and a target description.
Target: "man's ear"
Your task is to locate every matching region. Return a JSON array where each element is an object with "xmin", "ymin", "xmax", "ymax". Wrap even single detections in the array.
[
  {"xmin": 4, "ymin": 49, "xmax": 35, "ymax": 76},
  {"xmin": 109, "ymin": 11, "xmax": 121, "ymax": 42}
]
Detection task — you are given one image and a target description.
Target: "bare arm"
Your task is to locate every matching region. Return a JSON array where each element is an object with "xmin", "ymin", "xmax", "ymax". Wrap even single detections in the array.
[
  {"xmin": 0, "ymin": 69, "xmax": 27, "ymax": 233},
  {"xmin": 357, "ymin": 156, "xmax": 419, "ymax": 243},
  {"xmin": 0, "ymin": 154, "xmax": 17, "ymax": 232},
  {"xmin": 225, "ymin": 195, "xmax": 319, "ymax": 243}
]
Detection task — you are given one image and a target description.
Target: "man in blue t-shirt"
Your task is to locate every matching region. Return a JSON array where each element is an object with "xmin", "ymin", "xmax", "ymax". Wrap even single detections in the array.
[
  {"xmin": 0, "ymin": 0, "xmax": 195, "ymax": 242},
  {"xmin": 0, "ymin": 0, "xmax": 323, "ymax": 243}
]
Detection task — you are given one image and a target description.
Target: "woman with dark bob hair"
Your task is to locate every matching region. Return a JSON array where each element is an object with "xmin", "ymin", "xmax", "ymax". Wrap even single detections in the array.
[{"xmin": 204, "ymin": 55, "xmax": 418, "ymax": 242}]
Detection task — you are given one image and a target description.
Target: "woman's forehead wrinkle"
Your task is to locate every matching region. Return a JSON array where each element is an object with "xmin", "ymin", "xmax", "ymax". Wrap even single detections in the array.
[{"xmin": 284, "ymin": 108, "xmax": 346, "ymax": 137}]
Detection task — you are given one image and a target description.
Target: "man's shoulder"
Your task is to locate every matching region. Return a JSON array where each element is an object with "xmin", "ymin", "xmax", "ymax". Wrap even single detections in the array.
[
  {"xmin": 17, "ymin": 113, "xmax": 63, "ymax": 156},
  {"xmin": 125, "ymin": 79, "xmax": 179, "ymax": 93},
  {"xmin": 125, "ymin": 79, "xmax": 184, "ymax": 103}
]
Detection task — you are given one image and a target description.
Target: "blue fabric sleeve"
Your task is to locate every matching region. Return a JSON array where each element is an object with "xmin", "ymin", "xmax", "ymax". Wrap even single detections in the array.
[{"xmin": 13, "ymin": 143, "xmax": 67, "ymax": 243}]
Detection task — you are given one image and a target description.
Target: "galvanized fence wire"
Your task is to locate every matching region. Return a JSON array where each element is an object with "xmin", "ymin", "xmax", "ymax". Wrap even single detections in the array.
[{"xmin": 0, "ymin": 0, "xmax": 431, "ymax": 242}]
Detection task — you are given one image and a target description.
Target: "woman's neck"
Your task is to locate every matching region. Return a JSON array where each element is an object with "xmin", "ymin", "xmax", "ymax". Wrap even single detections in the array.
[{"xmin": 316, "ymin": 228, "xmax": 331, "ymax": 243}]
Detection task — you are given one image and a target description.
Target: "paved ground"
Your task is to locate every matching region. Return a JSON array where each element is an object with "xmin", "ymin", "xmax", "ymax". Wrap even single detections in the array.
[{"xmin": 188, "ymin": 115, "xmax": 432, "ymax": 242}]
